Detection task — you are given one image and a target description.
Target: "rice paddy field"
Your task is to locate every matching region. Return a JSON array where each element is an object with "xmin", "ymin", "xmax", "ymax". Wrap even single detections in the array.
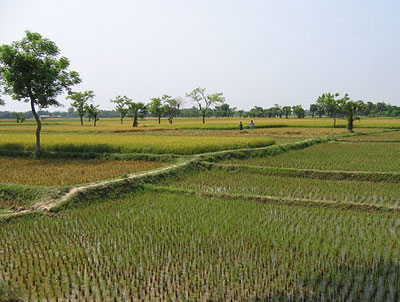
[
  {"xmin": 223, "ymin": 141, "xmax": 400, "ymax": 172},
  {"xmin": 0, "ymin": 157, "xmax": 166, "ymax": 186},
  {"xmin": 0, "ymin": 132, "xmax": 275, "ymax": 155},
  {"xmin": 1, "ymin": 191, "xmax": 400, "ymax": 301},
  {"xmin": 340, "ymin": 130, "xmax": 400, "ymax": 142},
  {"xmin": 161, "ymin": 168, "xmax": 400, "ymax": 207},
  {"xmin": 1, "ymin": 117, "xmax": 400, "ymax": 301}
]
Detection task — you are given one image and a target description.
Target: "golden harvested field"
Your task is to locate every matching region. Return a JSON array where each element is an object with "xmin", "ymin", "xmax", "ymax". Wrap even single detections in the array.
[
  {"xmin": 0, "ymin": 132, "xmax": 275, "ymax": 154},
  {"xmin": 0, "ymin": 157, "xmax": 165, "ymax": 186}
]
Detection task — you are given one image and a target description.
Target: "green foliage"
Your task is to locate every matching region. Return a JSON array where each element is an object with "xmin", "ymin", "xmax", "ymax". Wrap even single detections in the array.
[
  {"xmin": 282, "ymin": 106, "xmax": 292, "ymax": 118},
  {"xmin": 186, "ymin": 87, "xmax": 225, "ymax": 123},
  {"xmin": 110, "ymin": 95, "xmax": 131, "ymax": 124},
  {"xmin": 126, "ymin": 101, "xmax": 147, "ymax": 127},
  {"xmin": 0, "ymin": 31, "xmax": 80, "ymax": 156},
  {"xmin": 292, "ymin": 105, "xmax": 305, "ymax": 118},
  {"xmin": 214, "ymin": 103, "xmax": 236, "ymax": 117},
  {"xmin": 0, "ymin": 31, "xmax": 80, "ymax": 107},
  {"xmin": 67, "ymin": 90, "xmax": 95, "ymax": 125},
  {"xmin": 85, "ymin": 103, "xmax": 100, "ymax": 126}
]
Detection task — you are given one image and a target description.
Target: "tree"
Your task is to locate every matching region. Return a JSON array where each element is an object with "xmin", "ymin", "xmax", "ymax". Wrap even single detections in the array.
[
  {"xmin": 292, "ymin": 105, "xmax": 305, "ymax": 118},
  {"xmin": 186, "ymin": 87, "xmax": 225, "ymax": 123},
  {"xmin": 282, "ymin": 106, "xmax": 292, "ymax": 119},
  {"xmin": 214, "ymin": 103, "xmax": 236, "ymax": 117},
  {"xmin": 164, "ymin": 96, "xmax": 183, "ymax": 124},
  {"xmin": 236, "ymin": 110, "xmax": 246, "ymax": 117},
  {"xmin": 149, "ymin": 95, "xmax": 168, "ymax": 124},
  {"xmin": 111, "ymin": 95, "xmax": 130, "ymax": 124},
  {"xmin": 127, "ymin": 101, "xmax": 147, "ymax": 127},
  {"xmin": 316, "ymin": 104, "xmax": 325, "ymax": 118},
  {"xmin": 248, "ymin": 106, "xmax": 266, "ymax": 118},
  {"xmin": 271, "ymin": 104, "xmax": 282, "ymax": 118},
  {"xmin": 85, "ymin": 104, "xmax": 100, "ymax": 126},
  {"xmin": 0, "ymin": 31, "xmax": 80, "ymax": 157},
  {"xmin": 309, "ymin": 104, "xmax": 318, "ymax": 118},
  {"xmin": 11, "ymin": 112, "xmax": 25, "ymax": 123},
  {"xmin": 316, "ymin": 93, "xmax": 341, "ymax": 127},
  {"xmin": 67, "ymin": 90, "xmax": 94, "ymax": 126},
  {"xmin": 340, "ymin": 97, "xmax": 366, "ymax": 132}
]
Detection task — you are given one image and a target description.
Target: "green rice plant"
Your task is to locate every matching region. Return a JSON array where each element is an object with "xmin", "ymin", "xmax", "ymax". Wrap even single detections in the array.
[
  {"xmin": 340, "ymin": 130, "xmax": 400, "ymax": 142},
  {"xmin": 223, "ymin": 141, "xmax": 400, "ymax": 172},
  {"xmin": 161, "ymin": 168, "xmax": 400, "ymax": 207},
  {"xmin": 0, "ymin": 191, "xmax": 399, "ymax": 300}
]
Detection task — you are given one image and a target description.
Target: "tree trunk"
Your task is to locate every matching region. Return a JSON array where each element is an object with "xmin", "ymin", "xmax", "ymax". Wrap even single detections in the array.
[
  {"xmin": 158, "ymin": 116, "xmax": 161, "ymax": 124},
  {"xmin": 80, "ymin": 114, "xmax": 83, "ymax": 126},
  {"xmin": 94, "ymin": 119, "xmax": 97, "ymax": 127},
  {"xmin": 30, "ymin": 99, "xmax": 41, "ymax": 157},
  {"xmin": 120, "ymin": 117, "xmax": 123, "ymax": 125},
  {"xmin": 347, "ymin": 113, "xmax": 354, "ymax": 132},
  {"xmin": 202, "ymin": 115, "xmax": 205, "ymax": 124},
  {"xmin": 133, "ymin": 115, "xmax": 138, "ymax": 127},
  {"xmin": 333, "ymin": 116, "xmax": 337, "ymax": 128}
]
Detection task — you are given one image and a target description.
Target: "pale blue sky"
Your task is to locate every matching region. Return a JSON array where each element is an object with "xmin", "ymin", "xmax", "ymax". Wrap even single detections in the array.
[{"xmin": 1, "ymin": 0, "xmax": 399, "ymax": 111}]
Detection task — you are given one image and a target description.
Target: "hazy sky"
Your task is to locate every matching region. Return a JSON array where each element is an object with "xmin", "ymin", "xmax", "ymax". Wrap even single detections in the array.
[{"xmin": 1, "ymin": 0, "xmax": 399, "ymax": 112}]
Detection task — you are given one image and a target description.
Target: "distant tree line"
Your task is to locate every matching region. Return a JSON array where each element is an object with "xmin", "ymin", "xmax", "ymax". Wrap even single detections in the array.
[{"xmin": 2, "ymin": 99, "xmax": 400, "ymax": 121}]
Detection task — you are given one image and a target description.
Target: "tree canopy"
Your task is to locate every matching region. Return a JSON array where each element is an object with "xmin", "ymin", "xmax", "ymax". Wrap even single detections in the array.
[
  {"xmin": 67, "ymin": 91, "xmax": 95, "ymax": 126},
  {"xmin": 111, "ymin": 95, "xmax": 131, "ymax": 124},
  {"xmin": 186, "ymin": 87, "xmax": 225, "ymax": 124}
]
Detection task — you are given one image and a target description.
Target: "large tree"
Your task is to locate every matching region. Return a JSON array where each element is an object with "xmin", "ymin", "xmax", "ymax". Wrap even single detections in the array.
[
  {"xmin": 0, "ymin": 31, "xmax": 80, "ymax": 157},
  {"xmin": 127, "ymin": 101, "xmax": 147, "ymax": 127},
  {"xmin": 186, "ymin": 87, "xmax": 225, "ymax": 123},
  {"xmin": 111, "ymin": 95, "xmax": 130, "ymax": 124},
  {"xmin": 67, "ymin": 90, "xmax": 94, "ymax": 126}
]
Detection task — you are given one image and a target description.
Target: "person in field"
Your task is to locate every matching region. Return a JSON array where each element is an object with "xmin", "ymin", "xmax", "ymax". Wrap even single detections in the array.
[
  {"xmin": 239, "ymin": 121, "xmax": 243, "ymax": 130},
  {"xmin": 249, "ymin": 120, "xmax": 255, "ymax": 129}
]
